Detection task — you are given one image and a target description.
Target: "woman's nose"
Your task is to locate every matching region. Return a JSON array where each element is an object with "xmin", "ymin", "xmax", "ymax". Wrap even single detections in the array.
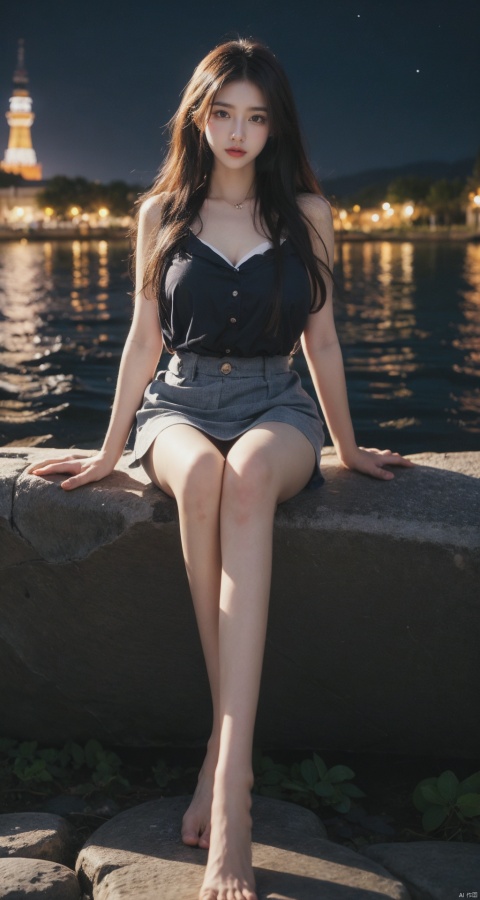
[{"xmin": 230, "ymin": 120, "xmax": 246, "ymax": 141}]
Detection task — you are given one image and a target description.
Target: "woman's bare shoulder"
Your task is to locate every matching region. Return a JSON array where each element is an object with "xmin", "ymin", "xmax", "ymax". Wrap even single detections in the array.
[
  {"xmin": 296, "ymin": 193, "xmax": 334, "ymax": 266},
  {"xmin": 138, "ymin": 192, "xmax": 172, "ymax": 227},
  {"xmin": 297, "ymin": 192, "xmax": 333, "ymax": 222}
]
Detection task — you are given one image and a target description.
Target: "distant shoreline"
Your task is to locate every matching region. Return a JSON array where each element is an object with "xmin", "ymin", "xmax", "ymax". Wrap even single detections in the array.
[{"xmin": 0, "ymin": 227, "xmax": 478, "ymax": 243}]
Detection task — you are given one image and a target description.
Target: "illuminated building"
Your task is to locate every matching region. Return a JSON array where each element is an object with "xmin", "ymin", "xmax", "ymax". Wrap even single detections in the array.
[{"xmin": 1, "ymin": 39, "xmax": 42, "ymax": 181}]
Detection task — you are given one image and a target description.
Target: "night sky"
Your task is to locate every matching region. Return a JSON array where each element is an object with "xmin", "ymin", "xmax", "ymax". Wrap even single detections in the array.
[{"xmin": 1, "ymin": 0, "xmax": 478, "ymax": 186}]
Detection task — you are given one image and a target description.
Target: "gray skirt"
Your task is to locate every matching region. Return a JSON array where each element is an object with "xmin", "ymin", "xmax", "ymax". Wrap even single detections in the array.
[{"xmin": 128, "ymin": 351, "xmax": 325, "ymax": 488}]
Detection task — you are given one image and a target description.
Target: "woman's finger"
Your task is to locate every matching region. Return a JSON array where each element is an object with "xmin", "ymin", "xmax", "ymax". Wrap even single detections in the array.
[
  {"xmin": 60, "ymin": 472, "xmax": 91, "ymax": 490},
  {"xmin": 28, "ymin": 461, "xmax": 84, "ymax": 476},
  {"xmin": 60, "ymin": 465, "xmax": 107, "ymax": 490},
  {"xmin": 26, "ymin": 455, "xmax": 82, "ymax": 474}
]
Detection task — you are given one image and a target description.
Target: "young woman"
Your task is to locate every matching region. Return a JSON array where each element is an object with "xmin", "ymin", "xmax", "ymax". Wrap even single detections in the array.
[{"xmin": 29, "ymin": 38, "xmax": 414, "ymax": 900}]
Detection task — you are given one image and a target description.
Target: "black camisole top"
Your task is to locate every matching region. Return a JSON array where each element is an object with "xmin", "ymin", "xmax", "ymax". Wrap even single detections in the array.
[{"xmin": 159, "ymin": 229, "xmax": 313, "ymax": 358}]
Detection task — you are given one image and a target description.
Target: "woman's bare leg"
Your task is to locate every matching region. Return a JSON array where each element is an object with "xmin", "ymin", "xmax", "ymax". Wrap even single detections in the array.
[
  {"xmin": 200, "ymin": 422, "xmax": 316, "ymax": 900},
  {"xmin": 144, "ymin": 424, "xmax": 227, "ymax": 849}
]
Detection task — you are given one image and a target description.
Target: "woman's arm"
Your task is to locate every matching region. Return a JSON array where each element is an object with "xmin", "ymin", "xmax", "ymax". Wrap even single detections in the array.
[
  {"xmin": 298, "ymin": 193, "xmax": 414, "ymax": 480},
  {"xmin": 27, "ymin": 196, "xmax": 166, "ymax": 489}
]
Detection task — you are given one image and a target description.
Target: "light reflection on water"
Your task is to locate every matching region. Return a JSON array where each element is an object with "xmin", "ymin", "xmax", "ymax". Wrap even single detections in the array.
[{"xmin": 0, "ymin": 238, "xmax": 479, "ymax": 453}]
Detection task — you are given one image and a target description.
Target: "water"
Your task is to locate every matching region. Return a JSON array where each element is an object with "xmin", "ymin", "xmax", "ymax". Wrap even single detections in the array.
[{"xmin": 0, "ymin": 237, "xmax": 479, "ymax": 454}]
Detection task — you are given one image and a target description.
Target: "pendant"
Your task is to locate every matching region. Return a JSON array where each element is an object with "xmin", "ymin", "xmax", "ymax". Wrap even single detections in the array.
[{"xmin": 234, "ymin": 203, "xmax": 243, "ymax": 209}]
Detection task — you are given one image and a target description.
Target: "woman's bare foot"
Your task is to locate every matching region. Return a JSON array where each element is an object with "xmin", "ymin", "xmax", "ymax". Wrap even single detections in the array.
[
  {"xmin": 199, "ymin": 771, "xmax": 257, "ymax": 900},
  {"xmin": 182, "ymin": 739, "xmax": 219, "ymax": 848}
]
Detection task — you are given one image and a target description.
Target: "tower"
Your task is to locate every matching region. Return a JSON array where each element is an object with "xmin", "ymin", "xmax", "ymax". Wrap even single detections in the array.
[{"xmin": 1, "ymin": 39, "xmax": 42, "ymax": 181}]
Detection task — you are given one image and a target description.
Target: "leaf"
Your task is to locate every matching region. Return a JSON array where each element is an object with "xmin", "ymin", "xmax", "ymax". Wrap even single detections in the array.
[
  {"xmin": 19, "ymin": 760, "xmax": 53, "ymax": 783},
  {"xmin": 331, "ymin": 797, "xmax": 351, "ymax": 813},
  {"xmin": 326, "ymin": 765, "xmax": 355, "ymax": 784},
  {"xmin": 341, "ymin": 783, "xmax": 367, "ymax": 798},
  {"xmin": 422, "ymin": 805, "xmax": 448, "ymax": 832},
  {"xmin": 458, "ymin": 771, "xmax": 480, "ymax": 794},
  {"xmin": 39, "ymin": 748, "xmax": 59, "ymax": 765},
  {"xmin": 314, "ymin": 781, "xmax": 334, "ymax": 797},
  {"xmin": 456, "ymin": 793, "xmax": 480, "ymax": 818},
  {"xmin": 419, "ymin": 784, "xmax": 445, "ymax": 806},
  {"xmin": 313, "ymin": 753, "xmax": 327, "ymax": 779},
  {"xmin": 437, "ymin": 770, "xmax": 459, "ymax": 803},
  {"xmin": 300, "ymin": 759, "xmax": 318, "ymax": 788},
  {"xmin": 281, "ymin": 780, "xmax": 310, "ymax": 794},
  {"xmin": 412, "ymin": 778, "xmax": 437, "ymax": 812}
]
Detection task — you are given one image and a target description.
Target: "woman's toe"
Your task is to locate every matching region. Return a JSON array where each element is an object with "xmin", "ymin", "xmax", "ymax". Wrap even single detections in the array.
[
  {"xmin": 198, "ymin": 824, "xmax": 211, "ymax": 848},
  {"xmin": 182, "ymin": 827, "xmax": 199, "ymax": 845}
]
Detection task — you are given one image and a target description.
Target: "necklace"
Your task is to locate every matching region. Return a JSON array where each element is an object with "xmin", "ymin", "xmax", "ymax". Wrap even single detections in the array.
[{"xmin": 208, "ymin": 190, "xmax": 255, "ymax": 210}]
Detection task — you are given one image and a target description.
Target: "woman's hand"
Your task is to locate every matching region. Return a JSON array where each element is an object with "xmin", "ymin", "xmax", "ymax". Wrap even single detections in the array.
[
  {"xmin": 340, "ymin": 446, "xmax": 415, "ymax": 481},
  {"xmin": 25, "ymin": 452, "xmax": 116, "ymax": 491}
]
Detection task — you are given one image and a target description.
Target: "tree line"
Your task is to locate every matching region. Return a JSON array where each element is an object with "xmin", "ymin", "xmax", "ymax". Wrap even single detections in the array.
[
  {"xmin": 2, "ymin": 149, "xmax": 479, "ymax": 227},
  {"xmin": 337, "ymin": 151, "xmax": 480, "ymax": 226}
]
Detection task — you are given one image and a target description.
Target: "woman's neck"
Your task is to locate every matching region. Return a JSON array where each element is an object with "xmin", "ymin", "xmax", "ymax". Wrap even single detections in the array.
[{"xmin": 208, "ymin": 163, "xmax": 256, "ymax": 205}]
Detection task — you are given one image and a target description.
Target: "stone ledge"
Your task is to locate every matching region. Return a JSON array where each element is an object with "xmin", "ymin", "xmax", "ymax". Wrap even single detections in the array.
[
  {"xmin": 1, "ymin": 447, "xmax": 479, "ymax": 562},
  {"xmin": 0, "ymin": 447, "xmax": 478, "ymax": 755}
]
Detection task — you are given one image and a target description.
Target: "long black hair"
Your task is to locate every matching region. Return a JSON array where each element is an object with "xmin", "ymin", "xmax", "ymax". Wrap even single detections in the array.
[{"xmin": 131, "ymin": 38, "xmax": 337, "ymax": 342}]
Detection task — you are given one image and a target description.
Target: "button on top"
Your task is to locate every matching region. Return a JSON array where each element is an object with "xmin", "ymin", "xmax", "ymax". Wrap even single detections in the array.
[
  {"xmin": 229, "ymin": 317, "xmax": 237, "ymax": 324},
  {"xmin": 220, "ymin": 362, "xmax": 232, "ymax": 374},
  {"xmin": 225, "ymin": 348, "xmax": 231, "ymax": 354},
  {"xmin": 232, "ymin": 290, "xmax": 239, "ymax": 297}
]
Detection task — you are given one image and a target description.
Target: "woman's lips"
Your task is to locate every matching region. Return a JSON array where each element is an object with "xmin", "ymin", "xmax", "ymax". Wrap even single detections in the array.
[{"xmin": 225, "ymin": 148, "xmax": 246, "ymax": 156}]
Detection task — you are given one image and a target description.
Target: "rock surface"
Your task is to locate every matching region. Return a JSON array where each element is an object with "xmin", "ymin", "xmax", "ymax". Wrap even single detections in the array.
[
  {"xmin": 77, "ymin": 795, "xmax": 409, "ymax": 900},
  {"xmin": 0, "ymin": 447, "xmax": 479, "ymax": 755},
  {"xmin": 0, "ymin": 857, "xmax": 80, "ymax": 898},
  {"xmin": 0, "ymin": 812, "xmax": 77, "ymax": 867},
  {"xmin": 361, "ymin": 841, "xmax": 480, "ymax": 900},
  {"xmin": 2, "ymin": 796, "xmax": 479, "ymax": 900},
  {"xmin": 76, "ymin": 795, "xmax": 327, "ymax": 891}
]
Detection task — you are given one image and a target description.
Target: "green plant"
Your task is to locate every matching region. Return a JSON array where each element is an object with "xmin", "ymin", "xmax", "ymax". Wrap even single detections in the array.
[
  {"xmin": 413, "ymin": 769, "xmax": 480, "ymax": 839},
  {"xmin": 0, "ymin": 737, "xmax": 129, "ymax": 798},
  {"xmin": 72, "ymin": 740, "xmax": 130, "ymax": 796},
  {"xmin": 151, "ymin": 757, "xmax": 185, "ymax": 789},
  {"xmin": 253, "ymin": 749, "xmax": 366, "ymax": 813}
]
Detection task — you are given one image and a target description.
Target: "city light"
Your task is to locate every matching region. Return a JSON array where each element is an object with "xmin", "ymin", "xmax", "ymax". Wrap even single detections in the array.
[
  {"xmin": 339, "ymin": 209, "xmax": 348, "ymax": 220},
  {"xmin": 353, "ymin": 205, "xmax": 361, "ymax": 213},
  {"xmin": 98, "ymin": 207, "xmax": 109, "ymax": 218},
  {"xmin": 70, "ymin": 206, "xmax": 80, "ymax": 216},
  {"xmin": 473, "ymin": 195, "xmax": 480, "ymax": 207},
  {"xmin": 372, "ymin": 213, "xmax": 380, "ymax": 222},
  {"xmin": 44, "ymin": 206, "xmax": 54, "ymax": 217},
  {"xmin": 403, "ymin": 204, "xmax": 414, "ymax": 217},
  {"xmin": 382, "ymin": 202, "xmax": 391, "ymax": 210}
]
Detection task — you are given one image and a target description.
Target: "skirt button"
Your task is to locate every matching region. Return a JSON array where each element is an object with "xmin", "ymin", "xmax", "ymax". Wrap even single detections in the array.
[{"xmin": 220, "ymin": 362, "xmax": 232, "ymax": 374}]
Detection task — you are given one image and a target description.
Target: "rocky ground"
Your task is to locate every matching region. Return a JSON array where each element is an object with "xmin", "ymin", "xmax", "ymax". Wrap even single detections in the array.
[{"xmin": 0, "ymin": 747, "xmax": 478, "ymax": 898}]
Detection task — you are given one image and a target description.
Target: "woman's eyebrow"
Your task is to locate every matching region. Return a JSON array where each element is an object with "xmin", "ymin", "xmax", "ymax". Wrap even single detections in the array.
[{"xmin": 212, "ymin": 101, "xmax": 268, "ymax": 111}]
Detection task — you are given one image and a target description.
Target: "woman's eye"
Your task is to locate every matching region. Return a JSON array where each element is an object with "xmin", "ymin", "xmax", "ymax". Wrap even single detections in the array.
[
  {"xmin": 214, "ymin": 110, "xmax": 229, "ymax": 118},
  {"xmin": 251, "ymin": 115, "xmax": 267, "ymax": 124}
]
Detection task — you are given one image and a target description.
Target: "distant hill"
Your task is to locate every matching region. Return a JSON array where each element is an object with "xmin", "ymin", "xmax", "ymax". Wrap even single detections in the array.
[{"xmin": 321, "ymin": 158, "xmax": 475, "ymax": 203}]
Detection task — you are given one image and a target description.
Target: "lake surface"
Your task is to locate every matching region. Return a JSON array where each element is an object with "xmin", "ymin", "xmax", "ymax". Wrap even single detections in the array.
[{"xmin": 0, "ymin": 238, "xmax": 479, "ymax": 454}]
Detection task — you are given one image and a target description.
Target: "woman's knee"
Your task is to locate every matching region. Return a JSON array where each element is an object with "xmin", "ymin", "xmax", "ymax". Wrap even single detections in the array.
[
  {"xmin": 222, "ymin": 452, "xmax": 275, "ymax": 522},
  {"xmin": 178, "ymin": 449, "xmax": 225, "ymax": 520}
]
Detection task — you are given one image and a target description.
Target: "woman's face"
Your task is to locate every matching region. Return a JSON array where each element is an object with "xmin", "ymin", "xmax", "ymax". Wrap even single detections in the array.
[{"xmin": 204, "ymin": 80, "xmax": 270, "ymax": 169}]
